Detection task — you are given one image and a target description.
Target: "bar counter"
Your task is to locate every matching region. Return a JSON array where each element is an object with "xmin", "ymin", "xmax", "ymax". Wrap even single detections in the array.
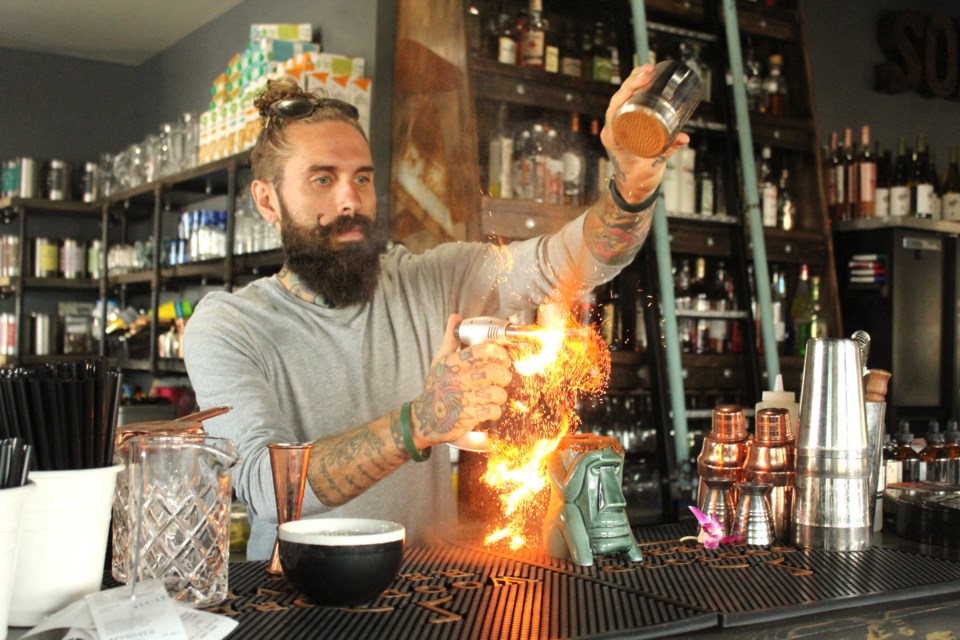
[{"xmin": 8, "ymin": 523, "xmax": 960, "ymax": 639}]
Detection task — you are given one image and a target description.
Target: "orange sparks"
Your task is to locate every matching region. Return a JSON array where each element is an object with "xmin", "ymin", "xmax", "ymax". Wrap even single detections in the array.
[{"xmin": 480, "ymin": 301, "xmax": 610, "ymax": 551}]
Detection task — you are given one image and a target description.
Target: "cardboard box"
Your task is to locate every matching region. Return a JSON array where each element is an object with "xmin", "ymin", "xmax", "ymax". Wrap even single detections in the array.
[{"xmin": 250, "ymin": 23, "xmax": 312, "ymax": 44}]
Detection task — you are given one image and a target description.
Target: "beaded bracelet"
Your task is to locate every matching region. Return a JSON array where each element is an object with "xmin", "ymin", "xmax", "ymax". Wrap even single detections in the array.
[
  {"xmin": 608, "ymin": 177, "xmax": 661, "ymax": 214},
  {"xmin": 400, "ymin": 401, "xmax": 431, "ymax": 462}
]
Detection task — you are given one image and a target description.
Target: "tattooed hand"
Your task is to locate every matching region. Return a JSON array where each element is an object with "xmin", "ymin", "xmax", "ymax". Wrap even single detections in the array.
[
  {"xmin": 409, "ymin": 314, "xmax": 512, "ymax": 448},
  {"xmin": 600, "ymin": 64, "xmax": 690, "ymax": 205}
]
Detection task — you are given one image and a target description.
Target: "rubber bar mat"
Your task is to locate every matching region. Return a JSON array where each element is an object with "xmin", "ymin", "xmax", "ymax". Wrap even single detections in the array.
[
  {"xmin": 479, "ymin": 523, "xmax": 960, "ymax": 628},
  {"xmin": 206, "ymin": 546, "xmax": 717, "ymax": 640}
]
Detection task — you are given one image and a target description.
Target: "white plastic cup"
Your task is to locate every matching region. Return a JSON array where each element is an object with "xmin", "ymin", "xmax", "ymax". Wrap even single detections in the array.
[
  {"xmin": 8, "ymin": 464, "xmax": 123, "ymax": 627},
  {"xmin": 0, "ymin": 482, "xmax": 36, "ymax": 639}
]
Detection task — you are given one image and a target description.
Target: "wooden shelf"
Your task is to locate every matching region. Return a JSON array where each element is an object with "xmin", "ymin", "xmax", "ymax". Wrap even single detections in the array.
[{"xmin": 0, "ymin": 197, "xmax": 100, "ymax": 215}]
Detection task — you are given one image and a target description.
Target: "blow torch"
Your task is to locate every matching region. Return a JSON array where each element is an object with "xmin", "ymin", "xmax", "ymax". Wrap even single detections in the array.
[{"xmin": 454, "ymin": 315, "xmax": 586, "ymax": 346}]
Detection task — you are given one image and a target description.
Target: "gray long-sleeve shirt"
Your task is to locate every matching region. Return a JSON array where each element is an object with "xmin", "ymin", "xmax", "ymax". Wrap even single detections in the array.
[{"xmin": 182, "ymin": 213, "xmax": 625, "ymax": 559}]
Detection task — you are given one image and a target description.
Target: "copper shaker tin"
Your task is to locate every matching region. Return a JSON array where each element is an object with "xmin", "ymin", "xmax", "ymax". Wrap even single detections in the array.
[
  {"xmin": 742, "ymin": 407, "xmax": 795, "ymax": 542},
  {"xmin": 696, "ymin": 405, "xmax": 750, "ymax": 509}
]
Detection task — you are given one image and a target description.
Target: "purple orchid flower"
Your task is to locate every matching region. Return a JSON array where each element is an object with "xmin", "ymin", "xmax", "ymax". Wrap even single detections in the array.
[{"xmin": 689, "ymin": 506, "xmax": 743, "ymax": 548}]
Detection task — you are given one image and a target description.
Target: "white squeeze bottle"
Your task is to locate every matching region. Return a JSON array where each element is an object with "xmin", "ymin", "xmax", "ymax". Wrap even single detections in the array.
[{"xmin": 755, "ymin": 374, "xmax": 799, "ymax": 441}]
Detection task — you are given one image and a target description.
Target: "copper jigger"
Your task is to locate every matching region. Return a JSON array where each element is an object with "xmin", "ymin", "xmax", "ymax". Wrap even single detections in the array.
[{"xmin": 267, "ymin": 442, "xmax": 313, "ymax": 574}]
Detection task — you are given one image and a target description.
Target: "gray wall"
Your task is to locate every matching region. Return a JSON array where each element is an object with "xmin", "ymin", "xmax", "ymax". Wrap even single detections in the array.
[
  {"xmin": 805, "ymin": 0, "xmax": 960, "ymax": 167},
  {"xmin": 6, "ymin": 0, "xmax": 956, "ymax": 188},
  {"xmin": 0, "ymin": 47, "xmax": 140, "ymax": 163},
  {"xmin": 0, "ymin": 0, "xmax": 395, "ymax": 208}
]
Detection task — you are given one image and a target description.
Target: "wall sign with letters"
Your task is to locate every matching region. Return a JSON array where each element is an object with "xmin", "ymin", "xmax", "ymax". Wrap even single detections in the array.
[{"xmin": 874, "ymin": 10, "xmax": 959, "ymax": 99}]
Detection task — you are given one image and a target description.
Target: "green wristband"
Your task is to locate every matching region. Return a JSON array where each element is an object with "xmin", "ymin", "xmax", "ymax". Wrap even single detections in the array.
[
  {"xmin": 609, "ymin": 177, "xmax": 661, "ymax": 214},
  {"xmin": 400, "ymin": 401, "xmax": 431, "ymax": 462}
]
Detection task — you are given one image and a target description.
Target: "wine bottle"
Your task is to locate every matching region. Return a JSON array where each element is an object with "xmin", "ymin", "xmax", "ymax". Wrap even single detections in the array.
[
  {"xmin": 911, "ymin": 132, "xmax": 935, "ymax": 218},
  {"xmin": 843, "ymin": 127, "xmax": 859, "ymax": 221},
  {"xmin": 520, "ymin": 0, "xmax": 546, "ymax": 69},
  {"xmin": 696, "ymin": 141, "xmax": 715, "ymax": 217},
  {"xmin": 494, "ymin": 3, "xmax": 518, "ymax": 65},
  {"xmin": 562, "ymin": 113, "xmax": 586, "ymax": 207},
  {"xmin": 942, "ymin": 146, "xmax": 960, "ymax": 221},
  {"xmin": 875, "ymin": 139, "xmax": 891, "ymax": 218},
  {"xmin": 858, "ymin": 125, "xmax": 876, "ymax": 218},
  {"xmin": 790, "ymin": 264, "xmax": 811, "ymax": 354},
  {"xmin": 889, "ymin": 136, "xmax": 911, "ymax": 217},
  {"xmin": 589, "ymin": 22, "xmax": 612, "ymax": 83},
  {"xmin": 760, "ymin": 146, "xmax": 778, "ymax": 227},
  {"xmin": 777, "ymin": 167, "xmax": 795, "ymax": 230},
  {"xmin": 691, "ymin": 257, "xmax": 710, "ymax": 354},
  {"xmin": 825, "ymin": 132, "xmax": 840, "ymax": 223},
  {"xmin": 744, "ymin": 37, "xmax": 763, "ymax": 112},
  {"xmin": 708, "ymin": 260, "xmax": 731, "ymax": 354},
  {"xmin": 761, "ymin": 54, "xmax": 787, "ymax": 116},
  {"xmin": 558, "ymin": 22, "xmax": 581, "ymax": 78}
]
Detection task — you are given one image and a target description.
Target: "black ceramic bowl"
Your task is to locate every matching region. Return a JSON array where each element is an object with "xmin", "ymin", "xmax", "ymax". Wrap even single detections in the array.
[{"xmin": 278, "ymin": 518, "xmax": 405, "ymax": 606}]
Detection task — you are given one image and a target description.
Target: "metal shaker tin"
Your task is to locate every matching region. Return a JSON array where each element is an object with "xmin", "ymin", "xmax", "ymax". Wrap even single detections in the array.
[
  {"xmin": 19, "ymin": 158, "xmax": 42, "ymax": 198},
  {"xmin": 60, "ymin": 238, "xmax": 86, "ymax": 279},
  {"xmin": 32, "ymin": 312, "xmax": 51, "ymax": 355},
  {"xmin": 46, "ymin": 159, "xmax": 71, "ymax": 200},
  {"xmin": 34, "ymin": 237, "xmax": 59, "ymax": 278},
  {"xmin": 696, "ymin": 405, "xmax": 750, "ymax": 509},
  {"xmin": 82, "ymin": 161, "xmax": 100, "ymax": 202}
]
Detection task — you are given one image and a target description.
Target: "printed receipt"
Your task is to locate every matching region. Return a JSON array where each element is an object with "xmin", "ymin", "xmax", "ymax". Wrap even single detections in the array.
[{"xmin": 24, "ymin": 580, "xmax": 237, "ymax": 640}]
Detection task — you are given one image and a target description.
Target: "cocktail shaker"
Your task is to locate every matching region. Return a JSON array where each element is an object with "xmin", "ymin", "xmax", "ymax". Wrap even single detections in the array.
[
  {"xmin": 612, "ymin": 60, "xmax": 702, "ymax": 158},
  {"xmin": 696, "ymin": 405, "xmax": 750, "ymax": 509},
  {"xmin": 792, "ymin": 338, "xmax": 872, "ymax": 551},
  {"xmin": 742, "ymin": 407, "xmax": 795, "ymax": 542},
  {"xmin": 732, "ymin": 482, "xmax": 775, "ymax": 546}
]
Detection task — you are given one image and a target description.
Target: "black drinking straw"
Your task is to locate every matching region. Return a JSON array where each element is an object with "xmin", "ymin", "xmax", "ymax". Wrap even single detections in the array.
[
  {"xmin": 0, "ymin": 377, "xmax": 19, "ymax": 440},
  {"xmin": 42, "ymin": 377, "xmax": 66, "ymax": 471},
  {"xmin": 28, "ymin": 378, "xmax": 51, "ymax": 472}
]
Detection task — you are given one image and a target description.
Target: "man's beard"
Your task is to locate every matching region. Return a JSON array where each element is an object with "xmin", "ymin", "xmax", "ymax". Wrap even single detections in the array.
[{"xmin": 279, "ymin": 203, "xmax": 387, "ymax": 308}]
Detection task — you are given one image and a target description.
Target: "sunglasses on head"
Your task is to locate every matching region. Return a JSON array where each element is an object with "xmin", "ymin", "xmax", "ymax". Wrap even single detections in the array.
[{"xmin": 269, "ymin": 95, "xmax": 360, "ymax": 122}]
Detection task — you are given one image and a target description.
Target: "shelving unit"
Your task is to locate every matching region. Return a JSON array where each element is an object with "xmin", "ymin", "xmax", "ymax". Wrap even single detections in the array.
[{"xmin": 390, "ymin": 0, "xmax": 840, "ymax": 524}]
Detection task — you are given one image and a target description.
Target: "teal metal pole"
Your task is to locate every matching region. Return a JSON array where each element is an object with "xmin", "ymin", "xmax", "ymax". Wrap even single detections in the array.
[
  {"xmin": 721, "ymin": 0, "xmax": 780, "ymax": 386},
  {"xmin": 629, "ymin": 0, "xmax": 689, "ymax": 468}
]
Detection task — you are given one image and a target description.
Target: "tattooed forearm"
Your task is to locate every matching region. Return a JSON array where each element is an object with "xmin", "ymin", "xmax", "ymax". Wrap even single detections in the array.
[
  {"xmin": 308, "ymin": 414, "xmax": 409, "ymax": 507},
  {"xmin": 583, "ymin": 190, "xmax": 654, "ymax": 265}
]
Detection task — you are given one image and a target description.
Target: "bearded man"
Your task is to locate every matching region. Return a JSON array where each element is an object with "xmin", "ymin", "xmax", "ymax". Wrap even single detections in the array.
[{"xmin": 183, "ymin": 70, "xmax": 684, "ymax": 560}]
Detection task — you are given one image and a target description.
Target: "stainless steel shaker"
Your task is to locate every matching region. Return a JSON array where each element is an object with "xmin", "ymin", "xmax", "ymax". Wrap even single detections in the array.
[
  {"xmin": 696, "ymin": 405, "xmax": 750, "ymax": 509},
  {"xmin": 732, "ymin": 482, "xmax": 775, "ymax": 546},
  {"xmin": 743, "ymin": 407, "xmax": 795, "ymax": 542},
  {"xmin": 792, "ymin": 338, "xmax": 872, "ymax": 551}
]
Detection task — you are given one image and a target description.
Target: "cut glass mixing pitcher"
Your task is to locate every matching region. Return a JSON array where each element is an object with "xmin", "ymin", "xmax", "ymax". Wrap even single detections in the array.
[{"xmin": 124, "ymin": 434, "xmax": 240, "ymax": 607}]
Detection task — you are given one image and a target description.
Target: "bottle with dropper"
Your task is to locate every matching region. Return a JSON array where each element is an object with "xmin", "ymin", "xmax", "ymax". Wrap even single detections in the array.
[{"xmin": 754, "ymin": 374, "xmax": 798, "ymax": 441}]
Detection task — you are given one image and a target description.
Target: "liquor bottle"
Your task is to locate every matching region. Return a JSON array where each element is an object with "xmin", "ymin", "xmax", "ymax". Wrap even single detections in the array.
[
  {"xmin": 544, "ymin": 128, "xmax": 564, "ymax": 204},
  {"xmin": 776, "ymin": 167, "xmax": 795, "ymax": 230},
  {"xmin": 691, "ymin": 257, "xmax": 711, "ymax": 354},
  {"xmin": 466, "ymin": 3, "xmax": 483, "ymax": 57},
  {"xmin": 770, "ymin": 267, "xmax": 787, "ymax": 355},
  {"xmin": 858, "ymin": 125, "xmax": 876, "ymax": 218},
  {"xmin": 743, "ymin": 37, "xmax": 763, "ymax": 112},
  {"xmin": 674, "ymin": 258, "xmax": 695, "ymax": 353},
  {"xmin": 487, "ymin": 104, "xmax": 513, "ymax": 198},
  {"xmin": 512, "ymin": 128, "xmax": 533, "ymax": 200},
  {"xmin": 677, "ymin": 144, "xmax": 697, "ymax": 215},
  {"xmin": 930, "ymin": 146, "xmax": 941, "ymax": 219},
  {"xmin": 579, "ymin": 25, "xmax": 594, "ymax": 80},
  {"xmin": 875, "ymin": 139, "xmax": 891, "ymax": 218},
  {"xmin": 600, "ymin": 281, "xmax": 624, "ymax": 350},
  {"xmin": 761, "ymin": 54, "xmax": 787, "ymax": 116},
  {"xmin": 942, "ymin": 146, "xmax": 960, "ymax": 221},
  {"xmin": 798, "ymin": 275, "xmax": 828, "ymax": 356},
  {"xmin": 558, "ymin": 23, "xmax": 582, "ymax": 78},
  {"xmin": 759, "ymin": 146, "xmax": 778, "ymax": 227},
  {"xmin": 708, "ymin": 260, "xmax": 731, "ymax": 354},
  {"xmin": 680, "ymin": 41, "xmax": 711, "ymax": 104},
  {"xmin": 790, "ymin": 264, "xmax": 811, "ymax": 354},
  {"xmin": 562, "ymin": 113, "xmax": 586, "ymax": 207},
  {"xmin": 520, "ymin": 0, "xmax": 546, "ymax": 69},
  {"xmin": 493, "ymin": 3, "xmax": 518, "ymax": 65},
  {"xmin": 696, "ymin": 141, "xmax": 715, "ymax": 216},
  {"xmin": 942, "ymin": 421, "xmax": 960, "ymax": 459},
  {"xmin": 889, "ymin": 136, "xmax": 911, "ymax": 217},
  {"xmin": 586, "ymin": 117, "xmax": 609, "ymax": 200},
  {"xmin": 530, "ymin": 123, "xmax": 548, "ymax": 203},
  {"xmin": 842, "ymin": 128, "xmax": 859, "ymax": 221},
  {"xmin": 544, "ymin": 12, "xmax": 559, "ymax": 73},
  {"xmin": 911, "ymin": 132, "xmax": 936, "ymax": 218},
  {"xmin": 824, "ymin": 132, "xmax": 839, "ymax": 223},
  {"xmin": 589, "ymin": 22, "xmax": 612, "ymax": 83}
]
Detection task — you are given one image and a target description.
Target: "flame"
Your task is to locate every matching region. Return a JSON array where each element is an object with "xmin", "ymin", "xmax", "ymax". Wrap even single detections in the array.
[{"xmin": 480, "ymin": 300, "xmax": 610, "ymax": 551}]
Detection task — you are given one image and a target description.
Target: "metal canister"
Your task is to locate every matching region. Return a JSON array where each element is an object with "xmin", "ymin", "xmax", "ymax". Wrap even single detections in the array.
[
  {"xmin": 0, "ymin": 235, "xmax": 19, "ymax": 277},
  {"xmin": 742, "ymin": 407, "xmax": 796, "ymax": 542},
  {"xmin": 82, "ymin": 161, "xmax": 100, "ymax": 202},
  {"xmin": 32, "ymin": 312, "xmax": 51, "ymax": 355},
  {"xmin": 19, "ymin": 158, "xmax": 41, "ymax": 198},
  {"xmin": 46, "ymin": 159, "xmax": 71, "ymax": 200},
  {"xmin": 60, "ymin": 238, "xmax": 86, "ymax": 279},
  {"xmin": 696, "ymin": 405, "xmax": 750, "ymax": 509},
  {"xmin": 34, "ymin": 237, "xmax": 59, "ymax": 278},
  {"xmin": 87, "ymin": 240, "xmax": 102, "ymax": 279},
  {"xmin": 0, "ymin": 312, "xmax": 17, "ymax": 356}
]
